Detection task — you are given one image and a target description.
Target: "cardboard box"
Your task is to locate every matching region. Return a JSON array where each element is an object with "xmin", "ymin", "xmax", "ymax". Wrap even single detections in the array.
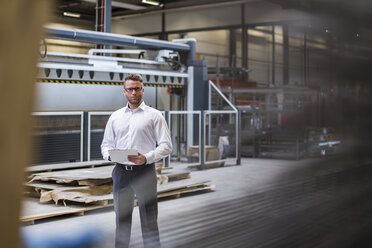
[{"xmin": 188, "ymin": 145, "xmax": 224, "ymax": 168}]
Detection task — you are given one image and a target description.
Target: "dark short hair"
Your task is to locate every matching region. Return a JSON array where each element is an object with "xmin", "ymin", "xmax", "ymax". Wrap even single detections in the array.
[{"xmin": 125, "ymin": 73, "xmax": 143, "ymax": 83}]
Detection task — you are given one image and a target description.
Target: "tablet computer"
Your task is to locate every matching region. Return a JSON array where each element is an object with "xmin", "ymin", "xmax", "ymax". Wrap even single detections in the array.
[{"xmin": 108, "ymin": 149, "xmax": 138, "ymax": 163}]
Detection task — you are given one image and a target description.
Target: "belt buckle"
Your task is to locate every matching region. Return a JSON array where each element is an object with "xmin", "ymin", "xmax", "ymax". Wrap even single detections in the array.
[{"xmin": 125, "ymin": 165, "xmax": 133, "ymax": 171}]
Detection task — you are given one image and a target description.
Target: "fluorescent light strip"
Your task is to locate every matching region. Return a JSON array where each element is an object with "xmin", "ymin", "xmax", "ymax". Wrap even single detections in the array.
[
  {"xmin": 81, "ymin": 0, "xmax": 146, "ymax": 10},
  {"xmin": 142, "ymin": 0, "xmax": 160, "ymax": 6},
  {"xmin": 63, "ymin": 12, "xmax": 81, "ymax": 18}
]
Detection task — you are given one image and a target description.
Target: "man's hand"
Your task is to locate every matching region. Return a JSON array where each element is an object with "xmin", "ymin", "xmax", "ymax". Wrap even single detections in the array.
[{"xmin": 127, "ymin": 152, "xmax": 147, "ymax": 165}]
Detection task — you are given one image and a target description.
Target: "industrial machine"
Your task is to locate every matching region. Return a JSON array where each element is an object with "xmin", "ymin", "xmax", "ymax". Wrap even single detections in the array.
[
  {"xmin": 32, "ymin": 26, "xmax": 228, "ymax": 166},
  {"xmin": 36, "ymin": 27, "xmax": 193, "ymax": 111}
]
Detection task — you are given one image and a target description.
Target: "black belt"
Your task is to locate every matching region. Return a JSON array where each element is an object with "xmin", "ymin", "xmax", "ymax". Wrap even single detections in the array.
[{"xmin": 117, "ymin": 163, "xmax": 148, "ymax": 171}]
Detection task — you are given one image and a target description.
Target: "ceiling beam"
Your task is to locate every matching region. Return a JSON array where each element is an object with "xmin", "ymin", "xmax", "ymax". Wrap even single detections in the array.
[
  {"xmin": 81, "ymin": 0, "xmax": 146, "ymax": 10},
  {"xmin": 112, "ymin": 0, "xmax": 258, "ymax": 18}
]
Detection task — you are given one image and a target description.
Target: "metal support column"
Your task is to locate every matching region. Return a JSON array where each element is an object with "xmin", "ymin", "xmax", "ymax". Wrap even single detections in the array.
[
  {"xmin": 283, "ymin": 24, "xmax": 289, "ymax": 85},
  {"xmin": 304, "ymin": 30, "xmax": 307, "ymax": 86},
  {"xmin": 160, "ymin": 12, "xmax": 168, "ymax": 40},
  {"xmin": 272, "ymin": 25, "xmax": 276, "ymax": 85},
  {"xmin": 187, "ymin": 60, "xmax": 208, "ymax": 169},
  {"xmin": 241, "ymin": 4, "xmax": 248, "ymax": 82},
  {"xmin": 191, "ymin": 60, "xmax": 208, "ymax": 144},
  {"xmin": 164, "ymin": 111, "xmax": 170, "ymax": 168},
  {"xmin": 216, "ymin": 55, "xmax": 220, "ymax": 88},
  {"xmin": 229, "ymin": 28, "xmax": 237, "ymax": 69},
  {"xmin": 96, "ymin": 0, "xmax": 112, "ymax": 52},
  {"xmin": 104, "ymin": 0, "xmax": 111, "ymax": 33},
  {"xmin": 231, "ymin": 54, "xmax": 236, "ymax": 104},
  {"xmin": 200, "ymin": 110, "xmax": 205, "ymax": 170},
  {"xmin": 229, "ymin": 28, "xmax": 237, "ymax": 105},
  {"xmin": 237, "ymin": 109, "xmax": 242, "ymax": 165},
  {"xmin": 83, "ymin": 112, "xmax": 89, "ymax": 161}
]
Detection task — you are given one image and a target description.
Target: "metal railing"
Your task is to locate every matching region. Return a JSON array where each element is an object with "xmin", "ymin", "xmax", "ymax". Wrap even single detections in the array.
[
  {"xmin": 32, "ymin": 107, "xmax": 240, "ymax": 168},
  {"xmin": 208, "ymin": 80, "xmax": 240, "ymax": 166},
  {"xmin": 167, "ymin": 110, "xmax": 201, "ymax": 167},
  {"xmin": 204, "ymin": 110, "xmax": 239, "ymax": 167}
]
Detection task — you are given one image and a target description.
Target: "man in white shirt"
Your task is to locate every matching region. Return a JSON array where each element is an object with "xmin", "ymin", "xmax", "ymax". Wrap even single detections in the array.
[{"xmin": 101, "ymin": 73, "xmax": 172, "ymax": 248}]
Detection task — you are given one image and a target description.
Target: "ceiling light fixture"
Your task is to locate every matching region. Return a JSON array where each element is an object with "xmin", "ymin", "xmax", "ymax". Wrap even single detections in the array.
[
  {"xmin": 142, "ymin": 0, "xmax": 160, "ymax": 6},
  {"xmin": 63, "ymin": 12, "xmax": 81, "ymax": 18}
]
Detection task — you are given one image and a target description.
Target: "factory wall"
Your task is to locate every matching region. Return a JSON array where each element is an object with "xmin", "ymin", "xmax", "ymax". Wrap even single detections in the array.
[
  {"xmin": 111, "ymin": 1, "xmax": 335, "ymax": 88},
  {"xmin": 110, "ymin": 1, "xmax": 372, "ymax": 132}
]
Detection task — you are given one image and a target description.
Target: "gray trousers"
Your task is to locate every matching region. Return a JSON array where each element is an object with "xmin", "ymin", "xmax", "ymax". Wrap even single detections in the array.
[{"xmin": 112, "ymin": 163, "xmax": 160, "ymax": 248}]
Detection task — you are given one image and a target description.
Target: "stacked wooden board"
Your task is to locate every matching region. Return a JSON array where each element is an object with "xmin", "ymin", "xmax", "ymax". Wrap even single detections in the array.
[{"xmin": 22, "ymin": 161, "xmax": 214, "ymax": 224}]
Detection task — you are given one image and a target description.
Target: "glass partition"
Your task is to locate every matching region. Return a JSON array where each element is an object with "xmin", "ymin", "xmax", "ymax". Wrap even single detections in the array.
[
  {"xmin": 88, "ymin": 112, "xmax": 112, "ymax": 161},
  {"xmin": 32, "ymin": 112, "xmax": 84, "ymax": 164}
]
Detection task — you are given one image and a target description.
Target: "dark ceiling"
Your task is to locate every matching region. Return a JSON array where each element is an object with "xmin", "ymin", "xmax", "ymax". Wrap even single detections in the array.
[
  {"xmin": 51, "ymin": 0, "xmax": 372, "ymax": 84},
  {"xmin": 55, "ymin": 0, "xmax": 372, "ymax": 28},
  {"xmin": 56, "ymin": 0, "xmax": 198, "ymax": 21}
]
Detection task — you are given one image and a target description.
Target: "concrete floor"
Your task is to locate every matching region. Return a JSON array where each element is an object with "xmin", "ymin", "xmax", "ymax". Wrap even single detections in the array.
[{"xmin": 21, "ymin": 157, "xmax": 372, "ymax": 248}]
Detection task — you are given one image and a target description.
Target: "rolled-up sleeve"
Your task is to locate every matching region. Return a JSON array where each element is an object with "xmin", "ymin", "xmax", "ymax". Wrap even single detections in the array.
[
  {"xmin": 101, "ymin": 116, "xmax": 115, "ymax": 160},
  {"xmin": 144, "ymin": 114, "xmax": 172, "ymax": 164}
]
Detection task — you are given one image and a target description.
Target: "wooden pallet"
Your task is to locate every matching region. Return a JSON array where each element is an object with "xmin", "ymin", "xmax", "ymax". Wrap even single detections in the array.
[
  {"xmin": 158, "ymin": 185, "xmax": 214, "ymax": 200},
  {"xmin": 21, "ymin": 181, "xmax": 214, "ymax": 224},
  {"xmin": 28, "ymin": 165, "xmax": 115, "ymax": 186},
  {"xmin": 166, "ymin": 172, "xmax": 191, "ymax": 181},
  {"xmin": 28, "ymin": 165, "xmax": 189, "ymax": 185},
  {"xmin": 25, "ymin": 183, "xmax": 113, "ymax": 205},
  {"xmin": 188, "ymin": 162, "xmax": 225, "ymax": 170},
  {"xmin": 26, "ymin": 160, "xmax": 113, "ymax": 174},
  {"xmin": 21, "ymin": 198, "xmax": 113, "ymax": 225},
  {"xmin": 23, "ymin": 161, "xmax": 213, "ymax": 224}
]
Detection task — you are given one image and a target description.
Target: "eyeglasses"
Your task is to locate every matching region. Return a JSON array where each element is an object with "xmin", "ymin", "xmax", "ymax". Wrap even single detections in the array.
[{"xmin": 124, "ymin": 87, "xmax": 142, "ymax": 93}]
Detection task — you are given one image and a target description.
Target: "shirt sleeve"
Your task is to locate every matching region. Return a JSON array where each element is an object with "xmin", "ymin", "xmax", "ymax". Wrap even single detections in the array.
[
  {"xmin": 101, "ymin": 115, "xmax": 115, "ymax": 160},
  {"xmin": 144, "ymin": 113, "xmax": 173, "ymax": 164}
]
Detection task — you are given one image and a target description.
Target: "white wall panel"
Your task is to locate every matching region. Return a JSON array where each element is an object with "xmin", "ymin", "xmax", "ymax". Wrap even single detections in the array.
[
  {"xmin": 166, "ymin": 5, "xmax": 241, "ymax": 31},
  {"xmin": 244, "ymin": 2, "xmax": 312, "ymax": 24},
  {"xmin": 112, "ymin": 13, "xmax": 162, "ymax": 35},
  {"xmin": 171, "ymin": 30, "xmax": 230, "ymax": 67}
]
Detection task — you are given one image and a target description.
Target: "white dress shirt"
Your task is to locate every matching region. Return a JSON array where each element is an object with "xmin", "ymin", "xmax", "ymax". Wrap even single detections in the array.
[{"xmin": 101, "ymin": 101, "xmax": 172, "ymax": 164}]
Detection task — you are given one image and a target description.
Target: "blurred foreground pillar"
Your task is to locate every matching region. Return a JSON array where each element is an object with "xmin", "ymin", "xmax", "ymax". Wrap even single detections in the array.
[{"xmin": 0, "ymin": 1, "xmax": 49, "ymax": 247}]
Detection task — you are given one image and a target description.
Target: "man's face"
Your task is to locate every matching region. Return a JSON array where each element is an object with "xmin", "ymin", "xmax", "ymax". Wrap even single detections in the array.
[{"xmin": 124, "ymin": 79, "xmax": 144, "ymax": 106}]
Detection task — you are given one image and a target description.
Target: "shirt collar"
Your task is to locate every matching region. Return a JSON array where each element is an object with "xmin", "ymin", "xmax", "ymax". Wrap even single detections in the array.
[{"xmin": 124, "ymin": 101, "xmax": 146, "ymax": 112}]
